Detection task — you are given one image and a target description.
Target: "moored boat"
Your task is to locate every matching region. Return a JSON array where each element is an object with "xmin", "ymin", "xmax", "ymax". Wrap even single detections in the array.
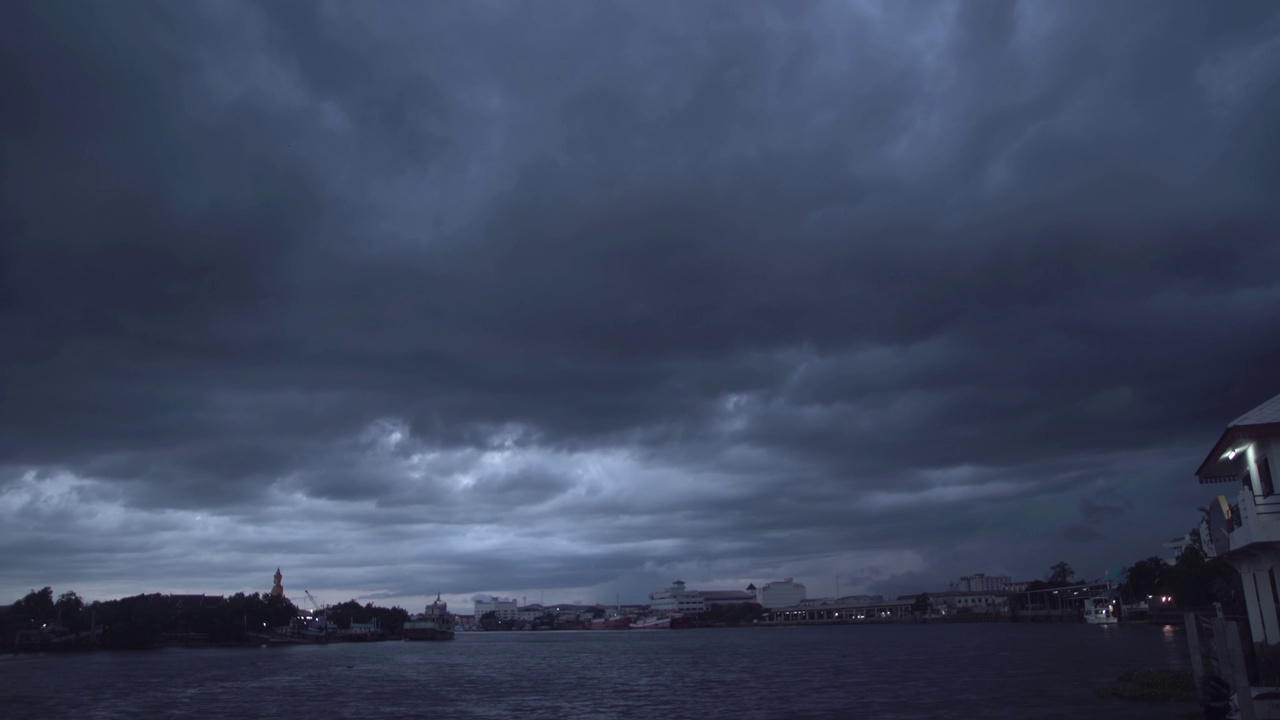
[
  {"xmin": 586, "ymin": 616, "xmax": 632, "ymax": 630},
  {"xmin": 633, "ymin": 613, "xmax": 691, "ymax": 629},
  {"xmin": 1084, "ymin": 596, "xmax": 1118, "ymax": 624},
  {"xmin": 633, "ymin": 615, "xmax": 671, "ymax": 630}
]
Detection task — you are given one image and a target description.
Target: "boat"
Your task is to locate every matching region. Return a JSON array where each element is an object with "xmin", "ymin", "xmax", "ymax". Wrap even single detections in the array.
[
  {"xmin": 633, "ymin": 613, "xmax": 690, "ymax": 629},
  {"xmin": 278, "ymin": 608, "xmax": 336, "ymax": 643},
  {"xmin": 1084, "ymin": 596, "xmax": 1118, "ymax": 624},
  {"xmin": 403, "ymin": 594, "xmax": 456, "ymax": 641},
  {"xmin": 633, "ymin": 615, "xmax": 672, "ymax": 630},
  {"xmin": 585, "ymin": 615, "xmax": 632, "ymax": 630}
]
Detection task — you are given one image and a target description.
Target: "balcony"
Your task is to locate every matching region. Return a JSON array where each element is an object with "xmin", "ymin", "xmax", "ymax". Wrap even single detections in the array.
[{"xmin": 1202, "ymin": 490, "xmax": 1280, "ymax": 559}]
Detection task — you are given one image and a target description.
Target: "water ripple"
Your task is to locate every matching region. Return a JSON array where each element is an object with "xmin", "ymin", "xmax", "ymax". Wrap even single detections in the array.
[{"xmin": 0, "ymin": 624, "xmax": 1194, "ymax": 719}]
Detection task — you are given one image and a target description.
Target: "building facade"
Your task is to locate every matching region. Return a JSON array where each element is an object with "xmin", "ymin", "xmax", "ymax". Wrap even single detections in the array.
[
  {"xmin": 756, "ymin": 578, "xmax": 806, "ymax": 609},
  {"xmin": 650, "ymin": 581, "xmax": 706, "ymax": 614},
  {"xmin": 950, "ymin": 574, "xmax": 1011, "ymax": 592},
  {"xmin": 1196, "ymin": 394, "xmax": 1280, "ymax": 670},
  {"xmin": 698, "ymin": 589, "xmax": 757, "ymax": 607},
  {"xmin": 517, "ymin": 604, "xmax": 547, "ymax": 622},
  {"xmin": 928, "ymin": 591, "xmax": 1009, "ymax": 614},
  {"xmin": 474, "ymin": 597, "xmax": 519, "ymax": 621}
]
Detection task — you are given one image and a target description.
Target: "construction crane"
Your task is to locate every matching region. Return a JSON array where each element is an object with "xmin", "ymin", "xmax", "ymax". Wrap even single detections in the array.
[{"xmin": 303, "ymin": 590, "xmax": 325, "ymax": 615}]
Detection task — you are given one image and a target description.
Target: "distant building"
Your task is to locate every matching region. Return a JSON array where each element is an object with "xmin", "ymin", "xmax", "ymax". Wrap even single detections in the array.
[
  {"xmin": 801, "ymin": 595, "xmax": 884, "ymax": 607},
  {"xmin": 950, "ymin": 574, "xmax": 1011, "ymax": 593},
  {"xmin": 517, "ymin": 604, "xmax": 547, "ymax": 622},
  {"xmin": 474, "ymin": 597, "xmax": 519, "ymax": 621},
  {"xmin": 650, "ymin": 581, "xmax": 706, "ymax": 614},
  {"xmin": 928, "ymin": 591, "xmax": 1010, "ymax": 615},
  {"xmin": 698, "ymin": 589, "xmax": 757, "ymax": 607},
  {"xmin": 756, "ymin": 578, "xmax": 806, "ymax": 609}
]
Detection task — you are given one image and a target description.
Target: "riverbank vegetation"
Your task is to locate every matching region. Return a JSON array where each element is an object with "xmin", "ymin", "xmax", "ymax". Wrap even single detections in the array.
[
  {"xmin": 985, "ymin": 545, "xmax": 1244, "ymax": 617},
  {"xmin": 1, "ymin": 587, "xmax": 413, "ymax": 652},
  {"xmin": 1117, "ymin": 548, "xmax": 1245, "ymax": 616}
]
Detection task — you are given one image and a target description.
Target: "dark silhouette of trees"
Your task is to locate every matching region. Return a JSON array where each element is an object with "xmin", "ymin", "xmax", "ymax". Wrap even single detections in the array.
[
  {"xmin": 14, "ymin": 587, "xmax": 55, "ymax": 624},
  {"xmin": 1114, "ymin": 547, "xmax": 1245, "ymax": 615},
  {"xmin": 479, "ymin": 610, "xmax": 512, "ymax": 631},
  {"xmin": 55, "ymin": 591, "xmax": 87, "ymax": 632},
  {"xmin": 912, "ymin": 593, "xmax": 931, "ymax": 615},
  {"xmin": 1047, "ymin": 561, "xmax": 1076, "ymax": 587},
  {"xmin": 326, "ymin": 599, "xmax": 409, "ymax": 635},
  {"xmin": 1120, "ymin": 557, "xmax": 1167, "ymax": 603}
]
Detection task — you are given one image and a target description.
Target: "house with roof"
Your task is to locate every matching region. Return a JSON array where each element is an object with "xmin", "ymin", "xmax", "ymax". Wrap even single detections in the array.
[{"xmin": 1194, "ymin": 391, "xmax": 1280, "ymax": 712}]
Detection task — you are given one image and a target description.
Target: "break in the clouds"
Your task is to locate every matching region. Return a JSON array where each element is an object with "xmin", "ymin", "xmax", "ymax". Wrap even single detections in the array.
[{"xmin": 2, "ymin": 0, "xmax": 1279, "ymax": 609}]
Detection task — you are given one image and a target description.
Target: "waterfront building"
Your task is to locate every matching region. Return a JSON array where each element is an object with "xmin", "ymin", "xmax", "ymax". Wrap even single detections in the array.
[
  {"xmin": 756, "ymin": 578, "xmax": 806, "ymax": 609},
  {"xmin": 474, "ymin": 597, "xmax": 519, "ymax": 621},
  {"xmin": 517, "ymin": 604, "xmax": 547, "ymax": 622},
  {"xmin": 1195, "ymin": 392, "xmax": 1280, "ymax": 670},
  {"xmin": 650, "ymin": 581, "xmax": 706, "ymax": 613},
  {"xmin": 698, "ymin": 589, "xmax": 757, "ymax": 607},
  {"xmin": 949, "ymin": 574, "xmax": 1011, "ymax": 592},
  {"xmin": 802, "ymin": 595, "xmax": 884, "ymax": 606},
  {"xmin": 927, "ymin": 591, "xmax": 1010, "ymax": 615},
  {"xmin": 762, "ymin": 596, "xmax": 914, "ymax": 623}
]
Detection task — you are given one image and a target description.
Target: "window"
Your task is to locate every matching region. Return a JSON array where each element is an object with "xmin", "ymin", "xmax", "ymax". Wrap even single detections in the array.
[{"xmin": 1260, "ymin": 457, "xmax": 1275, "ymax": 498}]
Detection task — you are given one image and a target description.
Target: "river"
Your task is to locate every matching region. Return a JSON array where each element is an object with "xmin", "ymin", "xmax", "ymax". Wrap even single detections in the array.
[{"xmin": 0, "ymin": 623, "xmax": 1194, "ymax": 719}]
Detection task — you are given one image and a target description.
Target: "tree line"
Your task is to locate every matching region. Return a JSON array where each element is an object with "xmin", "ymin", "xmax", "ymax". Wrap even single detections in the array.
[
  {"xmin": 911, "ymin": 546, "xmax": 1245, "ymax": 617},
  {"xmin": 1, "ymin": 587, "xmax": 413, "ymax": 651}
]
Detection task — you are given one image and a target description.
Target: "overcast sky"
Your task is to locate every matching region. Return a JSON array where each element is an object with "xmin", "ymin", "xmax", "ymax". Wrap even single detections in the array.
[{"xmin": 2, "ymin": 0, "xmax": 1279, "ymax": 612}]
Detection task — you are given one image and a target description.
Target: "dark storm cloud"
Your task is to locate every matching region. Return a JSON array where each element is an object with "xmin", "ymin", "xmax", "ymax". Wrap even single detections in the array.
[{"xmin": 2, "ymin": 0, "xmax": 1279, "ymax": 604}]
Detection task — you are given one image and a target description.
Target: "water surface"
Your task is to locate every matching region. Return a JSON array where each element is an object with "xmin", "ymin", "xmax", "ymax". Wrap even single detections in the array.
[{"xmin": 0, "ymin": 623, "xmax": 1194, "ymax": 719}]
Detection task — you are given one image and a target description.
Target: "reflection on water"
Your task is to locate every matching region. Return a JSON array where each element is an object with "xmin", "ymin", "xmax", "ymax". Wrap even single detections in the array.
[{"xmin": 0, "ymin": 623, "xmax": 1192, "ymax": 719}]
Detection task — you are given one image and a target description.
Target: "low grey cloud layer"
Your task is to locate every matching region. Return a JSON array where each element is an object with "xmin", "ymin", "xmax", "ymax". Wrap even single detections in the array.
[{"xmin": 2, "ymin": 0, "xmax": 1279, "ymax": 608}]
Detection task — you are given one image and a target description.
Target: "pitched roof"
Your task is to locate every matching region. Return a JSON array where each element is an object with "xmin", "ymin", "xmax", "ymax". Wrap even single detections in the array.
[
  {"xmin": 1231, "ymin": 392, "xmax": 1280, "ymax": 427},
  {"xmin": 1195, "ymin": 391, "xmax": 1280, "ymax": 482}
]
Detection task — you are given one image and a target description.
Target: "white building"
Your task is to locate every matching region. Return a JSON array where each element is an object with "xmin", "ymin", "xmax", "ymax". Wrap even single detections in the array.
[
  {"xmin": 1194, "ymin": 391, "xmax": 1280, "ymax": 718},
  {"xmin": 950, "ymin": 574, "xmax": 1011, "ymax": 592},
  {"xmin": 756, "ymin": 578, "xmax": 806, "ymax": 609},
  {"xmin": 474, "ymin": 597, "xmax": 519, "ymax": 621},
  {"xmin": 650, "ymin": 581, "xmax": 706, "ymax": 614},
  {"xmin": 517, "ymin": 604, "xmax": 547, "ymax": 622}
]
